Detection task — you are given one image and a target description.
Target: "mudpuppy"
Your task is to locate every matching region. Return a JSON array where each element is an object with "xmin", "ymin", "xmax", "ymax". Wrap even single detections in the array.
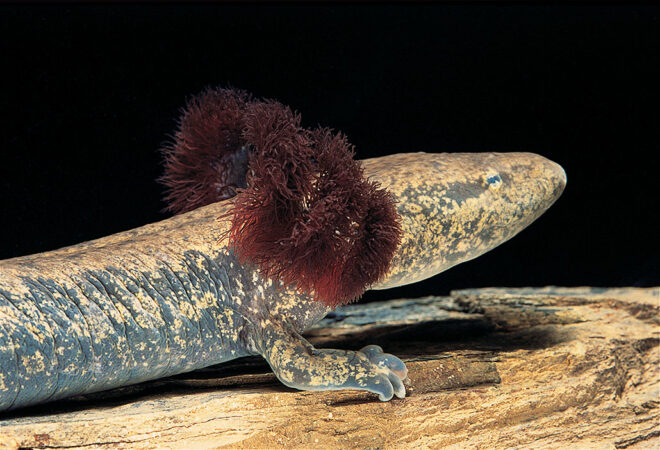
[{"xmin": 0, "ymin": 88, "xmax": 566, "ymax": 411}]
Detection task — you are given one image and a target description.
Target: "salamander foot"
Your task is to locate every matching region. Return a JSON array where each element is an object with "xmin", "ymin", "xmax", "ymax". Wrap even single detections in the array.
[{"xmin": 259, "ymin": 321, "xmax": 407, "ymax": 401}]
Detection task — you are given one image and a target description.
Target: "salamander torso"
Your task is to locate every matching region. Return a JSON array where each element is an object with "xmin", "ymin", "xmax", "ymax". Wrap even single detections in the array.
[{"xmin": 0, "ymin": 200, "xmax": 329, "ymax": 411}]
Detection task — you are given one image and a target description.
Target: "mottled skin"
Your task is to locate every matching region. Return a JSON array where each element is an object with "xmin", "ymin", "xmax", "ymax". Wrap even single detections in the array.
[{"xmin": 0, "ymin": 152, "xmax": 565, "ymax": 411}]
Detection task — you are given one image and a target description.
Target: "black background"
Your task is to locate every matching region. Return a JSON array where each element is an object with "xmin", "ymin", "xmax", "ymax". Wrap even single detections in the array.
[{"xmin": 0, "ymin": 4, "xmax": 657, "ymax": 302}]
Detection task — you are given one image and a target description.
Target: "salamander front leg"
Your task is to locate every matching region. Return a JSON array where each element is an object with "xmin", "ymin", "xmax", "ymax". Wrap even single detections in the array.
[{"xmin": 258, "ymin": 321, "xmax": 407, "ymax": 401}]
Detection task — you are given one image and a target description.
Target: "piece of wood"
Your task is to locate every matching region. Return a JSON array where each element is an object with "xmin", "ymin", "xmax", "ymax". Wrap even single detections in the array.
[{"xmin": 1, "ymin": 287, "xmax": 658, "ymax": 449}]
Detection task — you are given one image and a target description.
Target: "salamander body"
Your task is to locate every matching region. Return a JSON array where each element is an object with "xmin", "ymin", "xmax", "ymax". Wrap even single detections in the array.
[{"xmin": 0, "ymin": 151, "xmax": 565, "ymax": 411}]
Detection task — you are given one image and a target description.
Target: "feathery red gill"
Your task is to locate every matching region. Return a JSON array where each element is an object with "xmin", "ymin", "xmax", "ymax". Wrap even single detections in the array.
[{"xmin": 160, "ymin": 87, "xmax": 401, "ymax": 307}]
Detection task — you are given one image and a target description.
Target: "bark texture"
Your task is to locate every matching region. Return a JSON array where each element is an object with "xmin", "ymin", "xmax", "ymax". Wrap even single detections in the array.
[{"xmin": 0, "ymin": 286, "xmax": 658, "ymax": 449}]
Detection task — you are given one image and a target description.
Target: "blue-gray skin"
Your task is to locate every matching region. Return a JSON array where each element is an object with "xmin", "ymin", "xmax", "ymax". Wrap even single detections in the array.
[{"xmin": 0, "ymin": 152, "xmax": 566, "ymax": 411}]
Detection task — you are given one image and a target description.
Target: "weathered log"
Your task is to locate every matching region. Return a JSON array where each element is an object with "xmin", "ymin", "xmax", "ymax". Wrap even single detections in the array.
[{"xmin": 0, "ymin": 286, "xmax": 658, "ymax": 449}]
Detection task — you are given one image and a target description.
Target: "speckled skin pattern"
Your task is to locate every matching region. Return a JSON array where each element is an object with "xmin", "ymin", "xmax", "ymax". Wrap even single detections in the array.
[{"xmin": 0, "ymin": 152, "xmax": 565, "ymax": 411}]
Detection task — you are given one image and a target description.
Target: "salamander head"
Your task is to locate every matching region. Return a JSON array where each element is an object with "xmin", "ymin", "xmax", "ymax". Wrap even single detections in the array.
[{"xmin": 363, "ymin": 152, "xmax": 567, "ymax": 290}]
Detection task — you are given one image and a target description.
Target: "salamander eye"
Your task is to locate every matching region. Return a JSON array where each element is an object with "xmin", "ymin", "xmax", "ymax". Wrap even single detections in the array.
[{"xmin": 484, "ymin": 171, "xmax": 502, "ymax": 190}]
